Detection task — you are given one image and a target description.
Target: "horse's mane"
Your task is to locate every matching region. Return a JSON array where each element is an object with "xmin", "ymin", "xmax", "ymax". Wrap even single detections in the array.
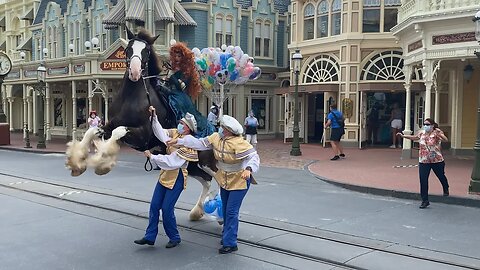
[{"xmin": 170, "ymin": 42, "xmax": 201, "ymax": 99}]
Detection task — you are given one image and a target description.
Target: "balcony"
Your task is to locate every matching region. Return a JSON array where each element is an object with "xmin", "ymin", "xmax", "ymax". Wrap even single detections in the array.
[{"xmin": 398, "ymin": 0, "xmax": 480, "ymax": 24}]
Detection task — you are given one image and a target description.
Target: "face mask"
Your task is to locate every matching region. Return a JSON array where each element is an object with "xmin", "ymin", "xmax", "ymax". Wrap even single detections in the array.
[
  {"xmin": 249, "ymin": 113, "xmax": 254, "ymax": 117},
  {"xmin": 218, "ymin": 127, "xmax": 225, "ymax": 138},
  {"xmin": 423, "ymin": 125, "xmax": 432, "ymax": 132},
  {"xmin": 177, "ymin": 123, "xmax": 185, "ymax": 134}
]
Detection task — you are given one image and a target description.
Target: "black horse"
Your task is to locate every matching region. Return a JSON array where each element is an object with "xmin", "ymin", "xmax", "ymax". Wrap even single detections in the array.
[{"xmin": 82, "ymin": 28, "xmax": 217, "ymax": 220}]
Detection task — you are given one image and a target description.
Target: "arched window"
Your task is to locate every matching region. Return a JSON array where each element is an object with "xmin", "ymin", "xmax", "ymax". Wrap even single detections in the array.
[
  {"xmin": 47, "ymin": 27, "xmax": 53, "ymax": 58},
  {"xmin": 303, "ymin": 55, "xmax": 340, "ymax": 83},
  {"xmin": 317, "ymin": 1, "xmax": 328, "ymax": 38},
  {"xmin": 52, "ymin": 26, "xmax": 57, "ymax": 58},
  {"xmin": 360, "ymin": 51, "xmax": 405, "ymax": 81},
  {"xmin": 363, "ymin": 0, "xmax": 380, "ymax": 33},
  {"xmin": 303, "ymin": 3, "xmax": 315, "ymax": 40},
  {"xmin": 331, "ymin": 0, "xmax": 341, "ymax": 35}
]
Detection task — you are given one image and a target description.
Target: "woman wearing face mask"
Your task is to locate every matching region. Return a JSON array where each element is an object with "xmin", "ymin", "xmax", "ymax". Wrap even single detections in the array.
[
  {"xmin": 168, "ymin": 115, "xmax": 260, "ymax": 254},
  {"xmin": 134, "ymin": 106, "xmax": 198, "ymax": 248},
  {"xmin": 244, "ymin": 110, "xmax": 259, "ymax": 148},
  {"xmin": 397, "ymin": 118, "xmax": 449, "ymax": 209}
]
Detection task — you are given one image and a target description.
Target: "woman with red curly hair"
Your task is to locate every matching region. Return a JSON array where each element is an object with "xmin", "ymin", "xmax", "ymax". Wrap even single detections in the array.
[{"xmin": 167, "ymin": 42, "xmax": 215, "ymax": 137}]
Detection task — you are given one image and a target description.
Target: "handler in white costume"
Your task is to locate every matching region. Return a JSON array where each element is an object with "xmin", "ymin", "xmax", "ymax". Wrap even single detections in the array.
[
  {"xmin": 134, "ymin": 106, "xmax": 198, "ymax": 248},
  {"xmin": 169, "ymin": 115, "xmax": 260, "ymax": 254}
]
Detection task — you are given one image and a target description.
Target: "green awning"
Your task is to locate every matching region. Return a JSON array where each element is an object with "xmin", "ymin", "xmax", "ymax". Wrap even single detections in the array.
[
  {"xmin": 125, "ymin": 0, "xmax": 145, "ymax": 22},
  {"xmin": 103, "ymin": 0, "xmax": 125, "ymax": 28},
  {"xmin": 174, "ymin": 2, "xmax": 196, "ymax": 26},
  {"xmin": 154, "ymin": 0, "xmax": 174, "ymax": 22}
]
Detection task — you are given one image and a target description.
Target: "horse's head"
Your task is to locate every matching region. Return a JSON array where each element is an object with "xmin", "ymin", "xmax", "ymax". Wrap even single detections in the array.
[{"xmin": 125, "ymin": 27, "xmax": 160, "ymax": 82}]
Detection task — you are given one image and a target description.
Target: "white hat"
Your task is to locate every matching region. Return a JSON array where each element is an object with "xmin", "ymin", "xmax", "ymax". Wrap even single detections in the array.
[
  {"xmin": 210, "ymin": 105, "xmax": 216, "ymax": 109},
  {"xmin": 220, "ymin": 115, "xmax": 243, "ymax": 135},
  {"xmin": 180, "ymin": 112, "xmax": 197, "ymax": 133}
]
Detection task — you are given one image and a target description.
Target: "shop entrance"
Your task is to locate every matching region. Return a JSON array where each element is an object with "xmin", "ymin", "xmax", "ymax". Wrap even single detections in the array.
[
  {"xmin": 362, "ymin": 92, "xmax": 407, "ymax": 147},
  {"xmin": 307, "ymin": 93, "xmax": 324, "ymax": 142}
]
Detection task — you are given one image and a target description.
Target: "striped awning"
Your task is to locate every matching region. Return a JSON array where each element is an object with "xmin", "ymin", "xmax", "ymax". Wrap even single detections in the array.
[
  {"xmin": 16, "ymin": 37, "xmax": 32, "ymax": 51},
  {"xmin": 103, "ymin": 0, "xmax": 125, "ymax": 26},
  {"xmin": 154, "ymin": 0, "xmax": 174, "ymax": 22},
  {"xmin": 126, "ymin": 0, "xmax": 145, "ymax": 22},
  {"xmin": 174, "ymin": 1, "xmax": 197, "ymax": 26}
]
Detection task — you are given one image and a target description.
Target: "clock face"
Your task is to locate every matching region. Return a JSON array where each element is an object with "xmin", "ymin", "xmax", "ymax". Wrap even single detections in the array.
[{"xmin": 0, "ymin": 52, "xmax": 12, "ymax": 76}]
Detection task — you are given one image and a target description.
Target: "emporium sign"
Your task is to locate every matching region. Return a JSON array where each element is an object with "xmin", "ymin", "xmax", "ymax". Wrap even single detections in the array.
[
  {"xmin": 432, "ymin": 32, "xmax": 476, "ymax": 45},
  {"xmin": 100, "ymin": 61, "xmax": 127, "ymax": 71}
]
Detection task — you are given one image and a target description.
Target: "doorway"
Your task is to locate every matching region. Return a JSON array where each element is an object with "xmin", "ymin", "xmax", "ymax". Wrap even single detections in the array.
[{"xmin": 307, "ymin": 93, "xmax": 324, "ymax": 142}]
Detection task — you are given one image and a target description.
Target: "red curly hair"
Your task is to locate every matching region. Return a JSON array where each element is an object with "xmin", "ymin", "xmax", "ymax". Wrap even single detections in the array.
[{"xmin": 169, "ymin": 42, "xmax": 200, "ymax": 98}]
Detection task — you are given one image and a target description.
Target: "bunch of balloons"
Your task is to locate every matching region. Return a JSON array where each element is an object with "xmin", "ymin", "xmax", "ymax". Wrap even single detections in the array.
[
  {"xmin": 192, "ymin": 45, "xmax": 262, "ymax": 91},
  {"xmin": 203, "ymin": 193, "xmax": 223, "ymax": 220}
]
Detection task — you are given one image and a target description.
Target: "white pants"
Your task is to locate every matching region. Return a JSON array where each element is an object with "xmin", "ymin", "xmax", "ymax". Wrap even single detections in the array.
[{"xmin": 245, "ymin": 134, "xmax": 257, "ymax": 146}]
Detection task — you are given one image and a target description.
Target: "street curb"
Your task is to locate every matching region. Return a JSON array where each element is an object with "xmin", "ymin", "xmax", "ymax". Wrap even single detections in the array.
[
  {"xmin": 0, "ymin": 146, "xmax": 63, "ymax": 154},
  {"xmin": 312, "ymin": 174, "xmax": 480, "ymax": 209}
]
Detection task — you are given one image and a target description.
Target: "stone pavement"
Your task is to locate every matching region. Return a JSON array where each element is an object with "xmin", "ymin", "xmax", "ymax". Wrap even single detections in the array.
[{"xmin": 1, "ymin": 131, "xmax": 479, "ymax": 206}]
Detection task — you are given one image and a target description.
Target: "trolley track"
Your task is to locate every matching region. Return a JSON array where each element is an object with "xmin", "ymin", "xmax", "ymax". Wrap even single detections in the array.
[{"xmin": 0, "ymin": 171, "xmax": 478, "ymax": 270}]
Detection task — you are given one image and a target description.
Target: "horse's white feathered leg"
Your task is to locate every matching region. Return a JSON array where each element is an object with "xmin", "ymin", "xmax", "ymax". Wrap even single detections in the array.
[
  {"xmin": 189, "ymin": 174, "xmax": 212, "ymax": 221},
  {"xmin": 88, "ymin": 126, "xmax": 128, "ymax": 175},
  {"xmin": 65, "ymin": 127, "xmax": 101, "ymax": 176}
]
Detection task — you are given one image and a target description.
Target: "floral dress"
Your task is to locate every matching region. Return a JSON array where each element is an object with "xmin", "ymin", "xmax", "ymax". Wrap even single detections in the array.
[{"xmin": 418, "ymin": 130, "xmax": 444, "ymax": 164}]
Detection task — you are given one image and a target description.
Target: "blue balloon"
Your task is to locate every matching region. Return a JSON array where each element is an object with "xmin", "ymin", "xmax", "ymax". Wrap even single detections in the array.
[
  {"xmin": 229, "ymin": 69, "xmax": 239, "ymax": 81},
  {"xmin": 204, "ymin": 200, "xmax": 216, "ymax": 214}
]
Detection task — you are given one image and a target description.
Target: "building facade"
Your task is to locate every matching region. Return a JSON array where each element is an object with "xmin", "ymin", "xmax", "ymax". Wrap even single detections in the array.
[
  {"xmin": 281, "ymin": 0, "xmax": 479, "ymax": 157},
  {"xmin": 0, "ymin": 0, "xmax": 290, "ymax": 141}
]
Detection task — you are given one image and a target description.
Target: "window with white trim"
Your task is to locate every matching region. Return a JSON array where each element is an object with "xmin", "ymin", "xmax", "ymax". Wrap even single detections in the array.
[
  {"xmin": 53, "ymin": 26, "xmax": 58, "ymax": 58},
  {"xmin": 384, "ymin": 0, "xmax": 401, "ymax": 32},
  {"xmin": 331, "ymin": 0, "xmax": 341, "ymax": 35},
  {"xmin": 215, "ymin": 14, "xmax": 234, "ymax": 48},
  {"xmin": 254, "ymin": 20, "xmax": 272, "ymax": 58},
  {"xmin": 215, "ymin": 15, "xmax": 223, "ymax": 48},
  {"xmin": 225, "ymin": 16, "xmax": 233, "ymax": 46},
  {"xmin": 155, "ymin": 21, "xmax": 166, "ymax": 46},
  {"xmin": 303, "ymin": 3, "xmax": 315, "ymax": 40},
  {"xmin": 317, "ymin": 1, "xmax": 328, "ymax": 38},
  {"xmin": 69, "ymin": 22, "xmax": 75, "ymax": 54},
  {"xmin": 47, "ymin": 27, "xmax": 52, "ymax": 58},
  {"xmin": 362, "ymin": 0, "xmax": 380, "ymax": 33}
]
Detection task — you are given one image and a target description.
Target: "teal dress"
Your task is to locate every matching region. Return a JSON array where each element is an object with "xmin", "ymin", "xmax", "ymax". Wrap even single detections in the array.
[{"xmin": 168, "ymin": 71, "xmax": 215, "ymax": 138}]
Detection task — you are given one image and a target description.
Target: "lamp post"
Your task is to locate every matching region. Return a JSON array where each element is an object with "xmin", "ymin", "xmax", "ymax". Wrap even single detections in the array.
[
  {"xmin": 290, "ymin": 49, "xmax": 303, "ymax": 156},
  {"xmin": 470, "ymin": 11, "xmax": 480, "ymax": 193},
  {"xmin": 19, "ymin": 51, "xmax": 31, "ymax": 148},
  {"xmin": 35, "ymin": 63, "xmax": 46, "ymax": 149}
]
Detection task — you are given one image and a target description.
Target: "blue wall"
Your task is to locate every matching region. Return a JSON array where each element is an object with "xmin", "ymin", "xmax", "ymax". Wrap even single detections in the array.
[
  {"xmin": 277, "ymin": 20, "xmax": 285, "ymax": 67},
  {"xmin": 179, "ymin": 10, "xmax": 208, "ymax": 49}
]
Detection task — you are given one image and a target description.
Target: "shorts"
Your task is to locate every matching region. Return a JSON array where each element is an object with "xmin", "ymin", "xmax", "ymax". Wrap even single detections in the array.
[
  {"xmin": 330, "ymin": 128, "xmax": 344, "ymax": 142},
  {"xmin": 246, "ymin": 134, "xmax": 257, "ymax": 145},
  {"xmin": 391, "ymin": 119, "xmax": 402, "ymax": 129}
]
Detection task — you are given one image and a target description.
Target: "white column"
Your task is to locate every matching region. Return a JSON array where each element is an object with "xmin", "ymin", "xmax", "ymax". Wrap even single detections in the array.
[
  {"xmin": 434, "ymin": 83, "xmax": 440, "ymax": 124},
  {"xmin": 23, "ymin": 85, "xmax": 28, "ymax": 138},
  {"xmin": 72, "ymin": 81, "xmax": 77, "ymax": 139},
  {"xmin": 45, "ymin": 82, "xmax": 51, "ymax": 140},
  {"xmin": 424, "ymin": 81, "xmax": 432, "ymax": 119},
  {"xmin": 8, "ymin": 97, "xmax": 14, "ymax": 130},
  {"xmin": 104, "ymin": 93, "xmax": 109, "ymax": 123}
]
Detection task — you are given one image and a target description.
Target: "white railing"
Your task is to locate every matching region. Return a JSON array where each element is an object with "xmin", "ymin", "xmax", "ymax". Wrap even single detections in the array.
[{"xmin": 398, "ymin": 0, "xmax": 480, "ymax": 22}]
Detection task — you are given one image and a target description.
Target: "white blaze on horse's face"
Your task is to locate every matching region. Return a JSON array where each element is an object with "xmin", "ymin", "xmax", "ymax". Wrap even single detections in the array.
[{"xmin": 129, "ymin": 40, "xmax": 147, "ymax": 82}]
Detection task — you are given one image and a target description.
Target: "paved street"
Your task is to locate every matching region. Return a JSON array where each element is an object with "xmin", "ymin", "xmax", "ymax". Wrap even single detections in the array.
[{"xmin": 1, "ymin": 149, "xmax": 479, "ymax": 269}]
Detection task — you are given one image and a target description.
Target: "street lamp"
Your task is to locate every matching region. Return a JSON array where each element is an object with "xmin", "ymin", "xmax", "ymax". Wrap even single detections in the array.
[
  {"xmin": 290, "ymin": 49, "xmax": 303, "ymax": 156},
  {"xmin": 36, "ymin": 63, "xmax": 46, "ymax": 149},
  {"xmin": 470, "ymin": 11, "xmax": 480, "ymax": 193},
  {"xmin": 91, "ymin": 37, "xmax": 99, "ymax": 50},
  {"xmin": 20, "ymin": 53, "xmax": 31, "ymax": 148}
]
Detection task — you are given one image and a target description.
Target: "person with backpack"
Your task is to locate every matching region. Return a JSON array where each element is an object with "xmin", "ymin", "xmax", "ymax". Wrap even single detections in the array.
[{"xmin": 324, "ymin": 103, "xmax": 345, "ymax": 161}]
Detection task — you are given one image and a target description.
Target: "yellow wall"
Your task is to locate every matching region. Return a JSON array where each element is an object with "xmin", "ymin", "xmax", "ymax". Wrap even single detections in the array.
[{"xmin": 461, "ymin": 69, "xmax": 480, "ymax": 148}]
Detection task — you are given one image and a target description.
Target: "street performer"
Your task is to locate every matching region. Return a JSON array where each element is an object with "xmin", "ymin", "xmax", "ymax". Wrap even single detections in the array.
[
  {"xmin": 168, "ymin": 115, "xmax": 260, "ymax": 254},
  {"xmin": 134, "ymin": 106, "xmax": 198, "ymax": 248}
]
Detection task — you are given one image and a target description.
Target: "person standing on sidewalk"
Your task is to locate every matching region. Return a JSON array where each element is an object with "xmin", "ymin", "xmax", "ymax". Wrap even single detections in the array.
[
  {"xmin": 397, "ymin": 118, "xmax": 449, "ymax": 209},
  {"xmin": 388, "ymin": 103, "xmax": 403, "ymax": 148},
  {"xmin": 244, "ymin": 110, "xmax": 259, "ymax": 148},
  {"xmin": 324, "ymin": 103, "xmax": 345, "ymax": 161},
  {"xmin": 134, "ymin": 106, "xmax": 198, "ymax": 248},
  {"xmin": 88, "ymin": 110, "xmax": 102, "ymax": 128},
  {"xmin": 168, "ymin": 115, "xmax": 260, "ymax": 254}
]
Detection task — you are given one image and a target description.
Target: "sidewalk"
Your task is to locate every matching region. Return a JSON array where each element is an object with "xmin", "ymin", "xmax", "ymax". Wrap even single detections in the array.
[{"xmin": 1, "ymin": 132, "xmax": 479, "ymax": 205}]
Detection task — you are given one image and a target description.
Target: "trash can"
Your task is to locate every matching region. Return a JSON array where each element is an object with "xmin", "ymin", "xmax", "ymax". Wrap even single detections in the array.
[{"xmin": 0, "ymin": 123, "xmax": 10, "ymax": 145}]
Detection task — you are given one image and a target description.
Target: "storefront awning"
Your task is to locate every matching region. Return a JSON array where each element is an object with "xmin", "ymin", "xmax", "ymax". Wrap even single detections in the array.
[
  {"xmin": 103, "ymin": 0, "xmax": 125, "ymax": 27},
  {"xmin": 16, "ymin": 37, "xmax": 32, "ymax": 51},
  {"xmin": 358, "ymin": 82, "xmax": 425, "ymax": 92},
  {"xmin": 0, "ymin": 16, "xmax": 5, "ymax": 28},
  {"xmin": 174, "ymin": 1, "xmax": 197, "ymax": 26},
  {"xmin": 274, "ymin": 83, "xmax": 339, "ymax": 94},
  {"xmin": 125, "ymin": 0, "xmax": 145, "ymax": 22},
  {"xmin": 154, "ymin": 0, "xmax": 174, "ymax": 22},
  {"xmin": 20, "ymin": 9, "xmax": 34, "ymax": 20}
]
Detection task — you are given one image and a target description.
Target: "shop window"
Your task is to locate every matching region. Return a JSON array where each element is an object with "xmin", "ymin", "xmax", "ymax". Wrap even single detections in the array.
[
  {"xmin": 317, "ymin": 0, "xmax": 328, "ymax": 38},
  {"xmin": 362, "ymin": 0, "xmax": 380, "ymax": 33},
  {"xmin": 304, "ymin": 3, "xmax": 315, "ymax": 40},
  {"xmin": 155, "ymin": 21, "xmax": 166, "ymax": 46}
]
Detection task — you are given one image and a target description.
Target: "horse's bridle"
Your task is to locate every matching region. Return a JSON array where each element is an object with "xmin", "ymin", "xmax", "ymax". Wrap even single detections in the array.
[{"xmin": 125, "ymin": 39, "xmax": 151, "ymax": 77}]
